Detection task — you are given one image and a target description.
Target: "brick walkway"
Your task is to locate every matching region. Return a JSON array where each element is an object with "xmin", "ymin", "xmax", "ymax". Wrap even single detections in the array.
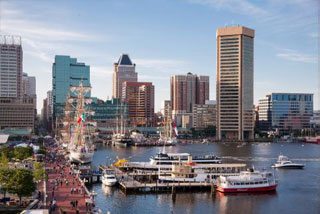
[{"xmin": 45, "ymin": 145, "xmax": 93, "ymax": 214}]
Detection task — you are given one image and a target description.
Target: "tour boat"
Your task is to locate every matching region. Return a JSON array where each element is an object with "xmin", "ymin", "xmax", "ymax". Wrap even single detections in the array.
[
  {"xmin": 272, "ymin": 155, "xmax": 304, "ymax": 169},
  {"xmin": 158, "ymin": 156, "xmax": 241, "ymax": 183},
  {"xmin": 101, "ymin": 173, "xmax": 117, "ymax": 186},
  {"xmin": 150, "ymin": 150, "xmax": 222, "ymax": 165},
  {"xmin": 216, "ymin": 169, "xmax": 278, "ymax": 193}
]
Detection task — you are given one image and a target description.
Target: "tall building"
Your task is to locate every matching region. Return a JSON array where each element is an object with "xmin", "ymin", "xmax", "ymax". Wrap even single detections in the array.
[
  {"xmin": 52, "ymin": 55, "xmax": 90, "ymax": 120},
  {"xmin": 22, "ymin": 73, "xmax": 36, "ymax": 96},
  {"xmin": 171, "ymin": 73, "xmax": 209, "ymax": 112},
  {"xmin": 112, "ymin": 54, "xmax": 137, "ymax": 99},
  {"xmin": 197, "ymin": 76, "xmax": 210, "ymax": 105},
  {"xmin": 0, "ymin": 36, "xmax": 35, "ymax": 130},
  {"xmin": 258, "ymin": 93, "xmax": 313, "ymax": 134},
  {"xmin": 216, "ymin": 26, "xmax": 255, "ymax": 141},
  {"xmin": 122, "ymin": 82, "xmax": 154, "ymax": 127},
  {"xmin": 0, "ymin": 36, "xmax": 23, "ymax": 100},
  {"xmin": 170, "ymin": 73, "xmax": 209, "ymax": 126}
]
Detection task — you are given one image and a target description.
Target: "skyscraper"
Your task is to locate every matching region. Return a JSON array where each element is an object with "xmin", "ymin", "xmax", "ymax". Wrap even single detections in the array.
[
  {"xmin": 216, "ymin": 26, "xmax": 254, "ymax": 141},
  {"xmin": 52, "ymin": 55, "xmax": 90, "ymax": 120},
  {"xmin": 0, "ymin": 36, "xmax": 23, "ymax": 100},
  {"xmin": 112, "ymin": 54, "xmax": 137, "ymax": 99},
  {"xmin": 0, "ymin": 36, "xmax": 35, "ymax": 130},
  {"xmin": 122, "ymin": 81, "xmax": 154, "ymax": 127},
  {"xmin": 22, "ymin": 73, "xmax": 36, "ymax": 96},
  {"xmin": 170, "ymin": 72, "xmax": 209, "ymax": 113}
]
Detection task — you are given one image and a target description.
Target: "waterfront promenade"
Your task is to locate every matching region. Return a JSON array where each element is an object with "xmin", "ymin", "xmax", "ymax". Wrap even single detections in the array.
[{"xmin": 45, "ymin": 144, "xmax": 93, "ymax": 214}]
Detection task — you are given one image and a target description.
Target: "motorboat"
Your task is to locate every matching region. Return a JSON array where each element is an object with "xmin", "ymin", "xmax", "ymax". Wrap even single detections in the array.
[
  {"xmin": 216, "ymin": 168, "xmax": 278, "ymax": 193},
  {"xmin": 101, "ymin": 173, "xmax": 117, "ymax": 186},
  {"xmin": 272, "ymin": 155, "xmax": 304, "ymax": 169}
]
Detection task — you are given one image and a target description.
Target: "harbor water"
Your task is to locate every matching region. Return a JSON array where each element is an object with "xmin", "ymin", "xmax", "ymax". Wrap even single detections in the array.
[{"xmin": 90, "ymin": 142, "xmax": 319, "ymax": 214}]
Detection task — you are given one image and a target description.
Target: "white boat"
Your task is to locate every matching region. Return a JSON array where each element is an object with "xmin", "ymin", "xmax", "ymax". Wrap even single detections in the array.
[
  {"xmin": 272, "ymin": 155, "xmax": 304, "ymax": 169},
  {"xmin": 150, "ymin": 150, "xmax": 222, "ymax": 165},
  {"xmin": 101, "ymin": 173, "xmax": 117, "ymax": 186},
  {"xmin": 158, "ymin": 156, "xmax": 241, "ymax": 183},
  {"xmin": 216, "ymin": 169, "xmax": 278, "ymax": 193},
  {"xmin": 130, "ymin": 130, "xmax": 148, "ymax": 144}
]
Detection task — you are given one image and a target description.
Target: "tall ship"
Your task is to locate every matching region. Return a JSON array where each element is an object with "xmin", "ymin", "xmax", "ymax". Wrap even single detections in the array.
[
  {"xmin": 158, "ymin": 115, "xmax": 177, "ymax": 145},
  {"xmin": 112, "ymin": 103, "xmax": 132, "ymax": 147},
  {"xmin": 67, "ymin": 82, "xmax": 96, "ymax": 164}
]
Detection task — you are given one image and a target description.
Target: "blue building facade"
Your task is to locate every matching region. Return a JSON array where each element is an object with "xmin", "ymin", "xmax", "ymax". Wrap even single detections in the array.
[
  {"xmin": 259, "ymin": 93, "xmax": 313, "ymax": 134},
  {"xmin": 52, "ymin": 55, "xmax": 90, "ymax": 119}
]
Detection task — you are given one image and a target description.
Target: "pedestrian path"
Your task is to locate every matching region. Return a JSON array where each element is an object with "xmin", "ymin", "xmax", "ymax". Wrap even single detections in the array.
[{"xmin": 45, "ymin": 145, "xmax": 93, "ymax": 214}]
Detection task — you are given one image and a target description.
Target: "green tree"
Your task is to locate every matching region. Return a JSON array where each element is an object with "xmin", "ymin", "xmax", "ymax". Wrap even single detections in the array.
[
  {"xmin": 203, "ymin": 125, "xmax": 216, "ymax": 137},
  {"xmin": 0, "ymin": 169, "xmax": 14, "ymax": 202},
  {"xmin": 13, "ymin": 147, "xmax": 33, "ymax": 160},
  {"xmin": 0, "ymin": 152, "xmax": 9, "ymax": 169},
  {"xmin": 8, "ymin": 169, "xmax": 36, "ymax": 205},
  {"xmin": 37, "ymin": 146, "xmax": 46, "ymax": 155},
  {"xmin": 0, "ymin": 146, "xmax": 14, "ymax": 160},
  {"xmin": 33, "ymin": 162, "xmax": 46, "ymax": 181}
]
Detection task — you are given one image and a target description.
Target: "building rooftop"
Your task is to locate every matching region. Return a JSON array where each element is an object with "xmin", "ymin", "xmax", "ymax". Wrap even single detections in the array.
[{"xmin": 117, "ymin": 54, "xmax": 133, "ymax": 66}]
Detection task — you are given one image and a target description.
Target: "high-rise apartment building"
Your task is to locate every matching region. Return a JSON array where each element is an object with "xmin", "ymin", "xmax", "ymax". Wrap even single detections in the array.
[
  {"xmin": 52, "ymin": 55, "xmax": 90, "ymax": 120},
  {"xmin": 112, "ymin": 54, "xmax": 137, "ymax": 99},
  {"xmin": 171, "ymin": 73, "xmax": 209, "ymax": 113},
  {"xmin": 122, "ymin": 82, "xmax": 154, "ymax": 127},
  {"xmin": 216, "ymin": 26, "xmax": 255, "ymax": 141},
  {"xmin": 258, "ymin": 93, "xmax": 313, "ymax": 134},
  {"xmin": 170, "ymin": 73, "xmax": 209, "ymax": 126},
  {"xmin": 0, "ymin": 36, "xmax": 35, "ymax": 130}
]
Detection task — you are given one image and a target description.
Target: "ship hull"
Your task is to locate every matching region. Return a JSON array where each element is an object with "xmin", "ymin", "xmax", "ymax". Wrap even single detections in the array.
[
  {"xmin": 70, "ymin": 150, "xmax": 94, "ymax": 164},
  {"xmin": 217, "ymin": 184, "xmax": 277, "ymax": 193}
]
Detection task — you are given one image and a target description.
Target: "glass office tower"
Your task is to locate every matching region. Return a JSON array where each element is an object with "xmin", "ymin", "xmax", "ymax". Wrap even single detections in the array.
[{"xmin": 52, "ymin": 55, "xmax": 90, "ymax": 120}]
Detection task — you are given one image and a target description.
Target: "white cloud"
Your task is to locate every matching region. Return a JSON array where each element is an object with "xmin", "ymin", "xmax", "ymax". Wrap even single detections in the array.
[
  {"xmin": 90, "ymin": 66, "xmax": 113, "ymax": 78},
  {"xmin": 186, "ymin": 0, "xmax": 268, "ymax": 17},
  {"xmin": 135, "ymin": 58, "xmax": 191, "ymax": 74},
  {"xmin": 276, "ymin": 50, "xmax": 317, "ymax": 64}
]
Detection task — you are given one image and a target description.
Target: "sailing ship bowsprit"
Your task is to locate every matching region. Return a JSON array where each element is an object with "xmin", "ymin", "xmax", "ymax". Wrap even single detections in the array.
[{"xmin": 66, "ymin": 82, "xmax": 96, "ymax": 164}]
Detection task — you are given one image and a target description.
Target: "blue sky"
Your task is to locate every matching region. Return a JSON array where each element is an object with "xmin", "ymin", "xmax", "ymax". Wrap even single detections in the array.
[{"xmin": 0, "ymin": 0, "xmax": 318, "ymax": 111}]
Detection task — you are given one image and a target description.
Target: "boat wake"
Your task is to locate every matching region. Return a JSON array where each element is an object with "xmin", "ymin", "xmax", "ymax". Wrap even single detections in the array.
[{"xmin": 221, "ymin": 156, "xmax": 320, "ymax": 162}]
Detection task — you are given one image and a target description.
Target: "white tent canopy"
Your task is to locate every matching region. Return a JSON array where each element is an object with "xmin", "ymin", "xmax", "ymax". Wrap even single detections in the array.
[{"xmin": 0, "ymin": 134, "xmax": 9, "ymax": 144}]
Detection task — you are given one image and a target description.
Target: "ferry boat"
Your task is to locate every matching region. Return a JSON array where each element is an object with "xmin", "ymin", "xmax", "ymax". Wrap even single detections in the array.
[
  {"xmin": 150, "ymin": 150, "xmax": 222, "ymax": 165},
  {"xmin": 158, "ymin": 156, "xmax": 243, "ymax": 183},
  {"xmin": 272, "ymin": 155, "xmax": 304, "ymax": 169},
  {"xmin": 216, "ymin": 169, "xmax": 278, "ymax": 193}
]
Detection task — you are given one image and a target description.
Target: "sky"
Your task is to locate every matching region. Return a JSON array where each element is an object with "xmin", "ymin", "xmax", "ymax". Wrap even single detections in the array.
[{"xmin": 0, "ymin": 0, "xmax": 318, "ymax": 112}]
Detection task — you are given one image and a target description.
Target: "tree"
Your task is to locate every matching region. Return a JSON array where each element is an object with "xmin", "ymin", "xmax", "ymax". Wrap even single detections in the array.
[
  {"xmin": 0, "ymin": 146, "xmax": 14, "ymax": 160},
  {"xmin": 13, "ymin": 147, "xmax": 33, "ymax": 160},
  {"xmin": 0, "ymin": 169, "xmax": 14, "ymax": 203},
  {"xmin": 203, "ymin": 125, "xmax": 216, "ymax": 137},
  {"xmin": 0, "ymin": 153, "xmax": 9, "ymax": 169},
  {"xmin": 33, "ymin": 162, "xmax": 46, "ymax": 181},
  {"xmin": 8, "ymin": 169, "xmax": 36, "ymax": 205},
  {"xmin": 37, "ymin": 146, "xmax": 46, "ymax": 155}
]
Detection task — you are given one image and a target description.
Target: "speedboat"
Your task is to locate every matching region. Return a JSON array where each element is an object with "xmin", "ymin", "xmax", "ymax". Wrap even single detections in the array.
[
  {"xmin": 101, "ymin": 173, "xmax": 117, "ymax": 186},
  {"xmin": 216, "ymin": 168, "xmax": 278, "ymax": 193},
  {"xmin": 272, "ymin": 155, "xmax": 304, "ymax": 169}
]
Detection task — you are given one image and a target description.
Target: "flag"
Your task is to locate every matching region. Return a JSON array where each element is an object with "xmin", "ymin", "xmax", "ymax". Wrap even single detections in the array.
[
  {"xmin": 77, "ymin": 112, "xmax": 86, "ymax": 123},
  {"xmin": 173, "ymin": 123, "xmax": 178, "ymax": 136}
]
